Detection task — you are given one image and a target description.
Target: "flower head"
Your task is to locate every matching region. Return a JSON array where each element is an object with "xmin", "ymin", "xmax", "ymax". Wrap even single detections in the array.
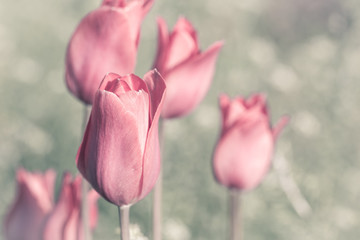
[
  {"xmin": 76, "ymin": 70, "xmax": 166, "ymax": 206},
  {"xmin": 65, "ymin": 0, "xmax": 154, "ymax": 104},
  {"xmin": 4, "ymin": 168, "xmax": 55, "ymax": 240},
  {"xmin": 153, "ymin": 17, "xmax": 223, "ymax": 118},
  {"xmin": 213, "ymin": 94, "xmax": 288, "ymax": 190}
]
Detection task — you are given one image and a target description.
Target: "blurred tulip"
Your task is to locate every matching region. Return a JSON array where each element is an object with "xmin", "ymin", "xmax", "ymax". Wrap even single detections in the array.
[
  {"xmin": 65, "ymin": 0, "xmax": 154, "ymax": 104},
  {"xmin": 153, "ymin": 17, "xmax": 223, "ymax": 118},
  {"xmin": 213, "ymin": 94, "xmax": 288, "ymax": 190},
  {"xmin": 42, "ymin": 173, "xmax": 99, "ymax": 240},
  {"xmin": 4, "ymin": 168, "xmax": 56, "ymax": 240},
  {"xmin": 76, "ymin": 70, "xmax": 166, "ymax": 206}
]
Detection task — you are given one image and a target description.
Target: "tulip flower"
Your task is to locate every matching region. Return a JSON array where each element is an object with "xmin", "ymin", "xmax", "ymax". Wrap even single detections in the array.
[
  {"xmin": 42, "ymin": 173, "xmax": 99, "ymax": 240},
  {"xmin": 65, "ymin": 0, "xmax": 154, "ymax": 104},
  {"xmin": 76, "ymin": 70, "xmax": 166, "ymax": 207},
  {"xmin": 4, "ymin": 168, "xmax": 56, "ymax": 240},
  {"xmin": 213, "ymin": 94, "xmax": 288, "ymax": 190},
  {"xmin": 152, "ymin": 17, "xmax": 223, "ymax": 118}
]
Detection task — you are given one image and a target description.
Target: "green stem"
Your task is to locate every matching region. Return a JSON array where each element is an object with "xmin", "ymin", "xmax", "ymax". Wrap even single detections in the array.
[
  {"xmin": 153, "ymin": 169, "xmax": 162, "ymax": 240},
  {"xmin": 81, "ymin": 105, "xmax": 92, "ymax": 240},
  {"xmin": 118, "ymin": 206, "xmax": 131, "ymax": 240},
  {"xmin": 230, "ymin": 189, "xmax": 242, "ymax": 240},
  {"xmin": 153, "ymin": 118, "xmax": 165, "ymax": 240},
  {"xmin": 82, "ymin": 180, "xmax": 90, "ymax": 240}
]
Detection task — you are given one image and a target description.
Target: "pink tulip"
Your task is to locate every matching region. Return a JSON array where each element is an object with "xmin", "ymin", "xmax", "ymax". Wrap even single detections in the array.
[
  {"xmin": 65, "ymin": 0, "xmax": 154, "ymax": 104},
  {"xmin": 76, "ymin": 70, "xmax": 166, "ymax": 206},
  {"xmin": 213, "ymin": 94, "xmax": 288, "ymax": 190},
  {"xmin": 42, "ymin": 173, "xmax": 99, "ymax": 240},
  {"xmin": 152, "ymin": 17, "xmax": 223, "ymax": 118},
  {"xmin": 4, "ymin": 168, "xmax": 56, "ymax": 240}
]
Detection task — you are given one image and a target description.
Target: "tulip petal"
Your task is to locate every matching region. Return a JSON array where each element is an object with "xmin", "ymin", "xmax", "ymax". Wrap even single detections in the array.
[
  {"xmin": 162, "ymin": 41, "xmax": 223, "ymax": 118},
  {"xmin": 100, "ymin": 73, "xmax": 149, "ymax": 95},
  {"xmin": 77, "ymin": 89, "xmax": 150, "ymax": 206},
  {"xmin": 121, "ymin": 0, "xmax": 155, "ymax": 45},
  {"xmin": 219, "ymin": 94, "xmax": 231, "ymax": 113},
  {"xmin": 221, "ymin": 96, "xmax": 247, "ymax": 133},
  {"xmin": 4, "ymin": 169, "xmax": 56, "ymax": 240},
  {"xmin": 165, "ymin": 17, "xmax": 198, "ymax": 70},
  {"xmin": 42, "ymin": 174, "xmax": 98, "ymax": 240},
  {"xmin": 245, "ymin": 93, "xmax": 268, "ymax": 116},
  {"xmin": 144, "ymin": 70, "xmax": 166, "ymax": 123},
  {"xmin": 65, "ymin": 7, "xmax": 136, "ymax": 104},
  {"xmin": 213, "ymin": 118, "xmax": 273, "ymax": 190},
  {"xmin": 61, "ymin": 176, "xmax": 83, "ymax": 240},
  {"xmin": 142, "ymin": 0, "xmax": 155, "ymax": 16},
  {"xmin": 139, "ymin": 120, "xmax": 161, "ymax": 200},
  {"xmin": 213, "ymin": 94, "xmax": 288, "ymax": 191},
  {"xmin": 102, "ymin": 0, "xmax": 127, "ymax": 7},
  {"xmin": 124, "ymin": 74, "xmax": 150, "ymax": 92},
  {"xmin": 139, "ymin": 70, "xmax": 166, "ymax": 200},
  {"xmin": 152, "ymin": 17, "xmax": 170, "ymax": 74},
  {"xmin": 42, "ymin": 173, "xmax": 80, "ymax": 240},
  {"xmin": 173, "ymin": 17, "xmax": 198, "ymax": 42}
]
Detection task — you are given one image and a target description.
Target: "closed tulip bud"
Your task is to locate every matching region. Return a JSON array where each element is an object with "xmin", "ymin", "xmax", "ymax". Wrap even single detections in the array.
[
  {"xmin": 213, "ymin": 94, "xmax": 289, "ymax": 190},
  {"xmin": 76, "ymin": 70, "xmax": 166, "ymax": 206},
  {"xmin": 42, "ymin": 173, "xmax": 99, "ymax": 240},
  {"xmin": 153, "ymin": 17, "xmax": 223, "ymax": 118},
  {"xmin": 4, "ymin": 168, "xmax": 56, "ymax": 240},
  {"xmin": 66, "ymin": 0, "xmax": 154, "ymax": 104}
]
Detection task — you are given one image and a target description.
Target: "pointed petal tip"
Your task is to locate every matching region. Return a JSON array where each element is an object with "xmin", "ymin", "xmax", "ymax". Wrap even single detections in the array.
[
  {"xmin": 61, "ymin": 171, "xmax": 73, "ymax": 183},
  {"xmin": 16, "ymin": 168, "xmax": 27, "ymax": 183},
  {"xmin": 202, "ymin": 41, "xmax": 224, "ymax": 58},
  {"xmin": 219, "ymin": 93, "xmax": 230, "ymax": 105},
  {"xmin": 156, "ymin": 16, "xmax": 165, "ymax": 24},
  {"xmin": 213, "ymin": 40, "xmax": 225, "ymax": 48},
  {"xmin": 177, "ymin": 16, "xmax": 190, "ymax": 24},
  {"xmin": 45, "ymin": 168, "xmax": 56, "ymax": 175},
  {"xmin": 255, "ymin": 92, "xmax": 267, "ymax": 99},
  {"xmin": 143, "ymin": 0, "xmax": 155, "ymax": 11},
  {"xmin": 175, "ymin": 16, "xmax": 196, "ymax": 33},
  {"xmin": 99, "ymin": 72, "xmax": 121, "ymax": 90},
  {"xmin": 273, "ymin": 115, "xmax": 290, "ymax": 138},
  {"xmin": 145, "ymin": 69, "xmax": 166, "ymax": 86}
]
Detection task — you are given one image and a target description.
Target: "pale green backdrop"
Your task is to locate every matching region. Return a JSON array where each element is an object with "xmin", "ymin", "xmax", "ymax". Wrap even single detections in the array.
[{"xmin": 0, "ymin": 0, "xmax": 359, "ymax": 239}]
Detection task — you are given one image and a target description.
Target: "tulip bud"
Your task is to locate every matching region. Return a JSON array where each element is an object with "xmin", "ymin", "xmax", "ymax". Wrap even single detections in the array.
[
  {"xmin": 153, "ymin": 17, "xmax": 223, "ymax": 118},
  {"xmin": 4, "ymin": 168, "xmax": 56, "ymax": 240},
  {"xmin": 66, "ymin": 0, "xmax": 154, "ymax": 104},
  {"xmin": 76, "ymin": 70, "xmax": 166, "ymax": 206},
  {"xmin": 213, "ymin": 94, "xmax": 288, "ymax": 190},
  {"xmin": 42, "ymin": 173, "xmax": 99, "ymax": 240}
]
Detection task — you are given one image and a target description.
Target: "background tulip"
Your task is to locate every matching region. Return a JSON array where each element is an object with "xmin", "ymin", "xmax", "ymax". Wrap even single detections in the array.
[
  {"xmin": 4, "ymin": 169, "xmax": 56, "ymax": 240},
  {"xmin": 76, "ymin": 70, "xmax": 166, "ymax": 207},
  {"xmin": 42, "ymin": 173, "xmax": 99, "ymax": 240},
  {"xmin": 213, "ymin": 94, "xmax": 288, "ymax": 190},
  {"xmin": 65, "ymin": 0, "xmax": 154, "ymax": 104},
  {"xmin": 152, "ymin": 17, "xmax": 223, "ymax": 118}
]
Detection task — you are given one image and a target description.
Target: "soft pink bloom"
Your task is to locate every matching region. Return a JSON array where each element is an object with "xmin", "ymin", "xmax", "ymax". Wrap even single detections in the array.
[
  {"xmin": 152, "ymin": 17, "xmax": 223, "ymax": 118},
  {"xmin": 213, "ymin": 94, "xmax": 289, "ymax": 190},
  {"xmin": 42, "ymin": 173, "xmax": 99, "ymax": 240},
  {"xmin": 4, "ymin": 168, "xmax": 56, "ymax": 240},
  {"xmin": 66, "ymin": 0, "xmax": 154, "ymax": 104},
  {"xmin": 76, "ymin": 70, "xmax": 166, "ymax": 206}
]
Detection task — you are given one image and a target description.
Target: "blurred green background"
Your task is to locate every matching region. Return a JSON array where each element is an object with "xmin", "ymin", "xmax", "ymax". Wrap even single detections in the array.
[{"xmin": 1, "ymin": 0, "xmax": 360, "ymax": 239}]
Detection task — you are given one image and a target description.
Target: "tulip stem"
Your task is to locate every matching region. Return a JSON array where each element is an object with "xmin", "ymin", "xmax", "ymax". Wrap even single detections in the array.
[
  {"xmin": 153, "ymin": 169, "xmax": 162, "ymax": 240},
  {"xmin": 118, "ymin": 205, "xmax": 131, "ymax": 240},
  {"xmin": 82, "ymin": 105, "xmax": 92, "ymax": 240},
  {"xmin": 82, "ymin": 180, "xmax": 91, "ymax": 240},
  {"xmin": 153, "ymin": 118, "xmax": 164, "ymax": 240},
  {"xmin": 230, "ymin": 189, "xmax": 242, "ymax": 240}
]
